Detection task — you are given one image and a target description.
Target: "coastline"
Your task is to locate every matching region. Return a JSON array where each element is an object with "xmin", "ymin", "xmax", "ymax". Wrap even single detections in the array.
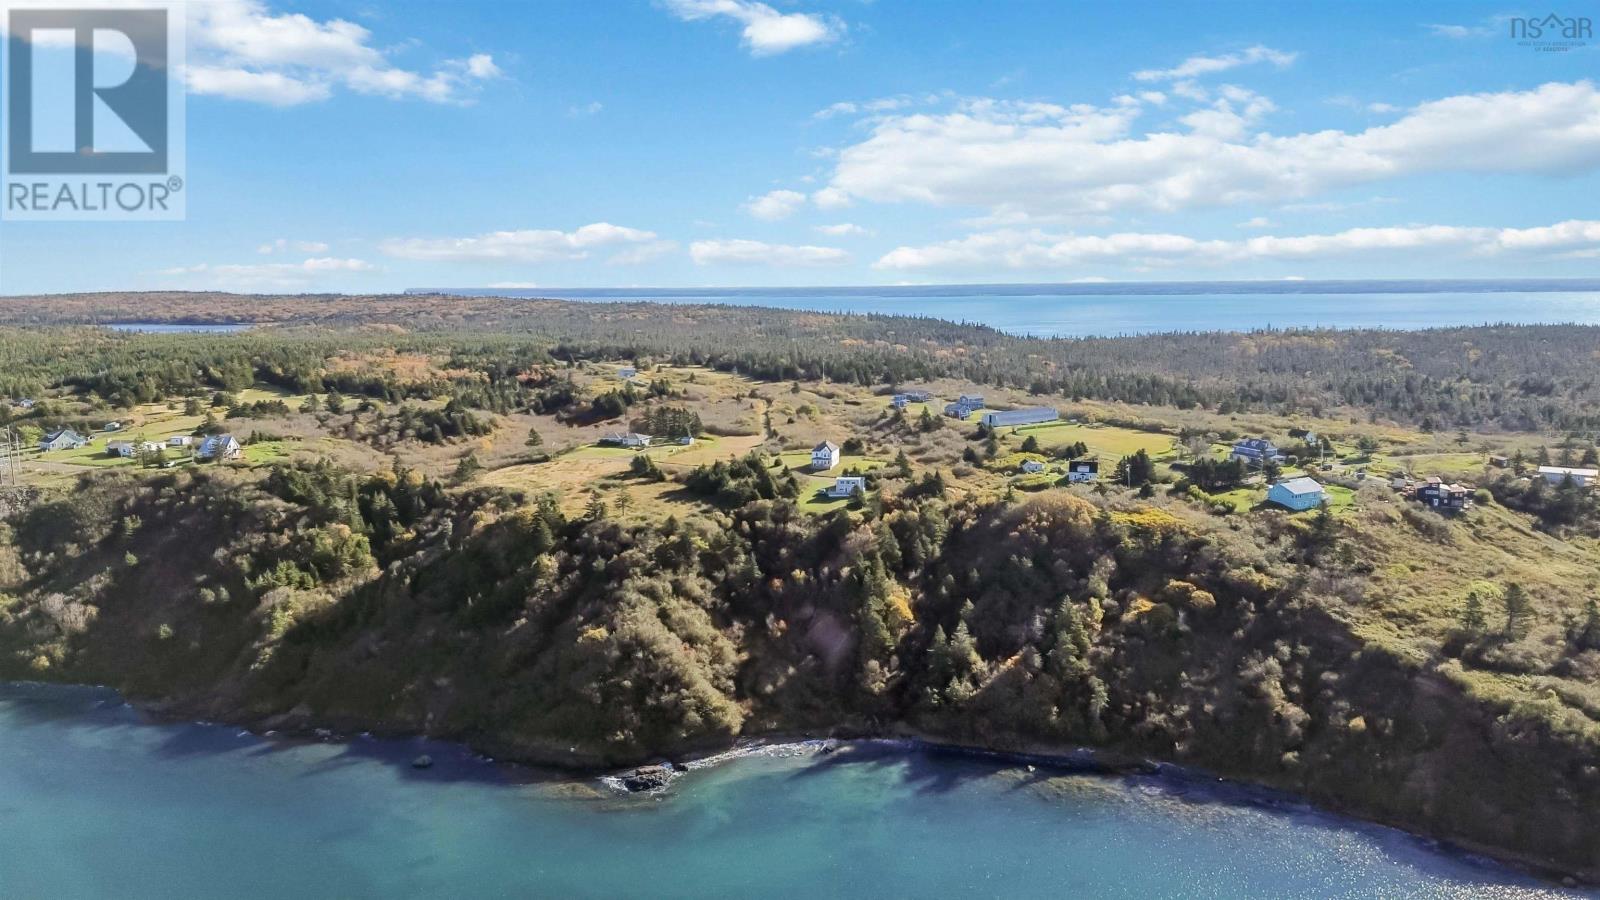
[{"xmin": 7, "ymin": 681, "xmax": 1587, "ymax": 890}]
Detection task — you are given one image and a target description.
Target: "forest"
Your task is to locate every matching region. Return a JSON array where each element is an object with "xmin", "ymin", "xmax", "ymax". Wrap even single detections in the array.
[{"xmin": 1, "ymin": 292, "xmax": 1599, "ymax": 433}]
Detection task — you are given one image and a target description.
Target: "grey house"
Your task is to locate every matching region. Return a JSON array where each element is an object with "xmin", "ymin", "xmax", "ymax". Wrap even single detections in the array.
[
  {"xmin": 980, "ymin": 407, "xmax": 1059, "ymax": 428},
  {"xmin": 38, "ymin": 428, "xmax": 88, "ymax": 451}
]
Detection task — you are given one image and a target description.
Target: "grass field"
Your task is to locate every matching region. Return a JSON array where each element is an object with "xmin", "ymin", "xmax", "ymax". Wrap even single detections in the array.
[{"xmin": 1008, "ymin": 421, "xmax": 1177, "ymax": 460}]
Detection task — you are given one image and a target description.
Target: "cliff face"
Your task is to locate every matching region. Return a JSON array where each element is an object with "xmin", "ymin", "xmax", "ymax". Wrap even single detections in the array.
[{"xmin": 2, "ymin": 471, "xmax": 1597, "ymax": 880}]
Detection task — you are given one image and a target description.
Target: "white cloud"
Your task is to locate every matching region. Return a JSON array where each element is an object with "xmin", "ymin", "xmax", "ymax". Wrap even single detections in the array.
[
  {"xmin": 1133, "ymin": 45, "xmax": 1297, "ymax": 82},
  {"xmin": 743, "ymin": 189, "xmax": 808, "ymax": 220},
  {"xmin": 186, "ymin": 66, "xmax": 330, "ymax": 106},
  {"xmin": 488, "ymin": 282, "xmax": 540, "ymax": 289},
  {"xmin": 815, "ymin": 223, "xmax": 873, "ymax": 236},
  {"xmin": 184, "ymin": 0, "xmax": 502, "ymax": 106},
  {"xmin": 819, "ymin": 81, "xmax": 1600, "ymax": 218},
  {"xmin": 568, "ymin": 101, "xmax": 604, "ymax": 117},
  {"xmin": 607, "ymin": 240, "xmax": 681, "ymax": 265},
  {"xmin": 1237, "ymin": 217, "xmax": 1275, "ymax": 229},
  {"xmin": 1427, "ymin": 22, "xmax": 1496, "ymax": 39},
  {"xmin": 690, "ymin": 239, "xmax": 850, "ymax": 267},
  {"xmin": 661, "ymin": 0, "xmax": 843, "ymax": 56},
  {"xmin": 257, "ymin": 238, "xmax": 331, "ymax": 254},
  {"xmin": 379, "ymin": 223, "xmax": 662, "ymax": 263},
  {"xmin": 158, "ymin": 257, "xmax": 373, "ymax": 287},
  {"xmin": 873, "ymin": 219, "xmax": 1600, "ymax": 272}
]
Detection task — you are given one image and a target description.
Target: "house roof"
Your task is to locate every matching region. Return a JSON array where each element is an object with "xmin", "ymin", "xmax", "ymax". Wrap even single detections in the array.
[
  {"xmin": 813, "ymin": 441, "xmax": 839, "ymax": 452},
  {"xmin": 1274, "ymin": 476, "xmax": 1325, "ymax": 496},
  {"xmin": 43, "ymin": 428, "xmax": 81, "ymax": 441},
  {"xmin": 1538, "ymin": 465, "xmax": 1599, "ymax": 477}
]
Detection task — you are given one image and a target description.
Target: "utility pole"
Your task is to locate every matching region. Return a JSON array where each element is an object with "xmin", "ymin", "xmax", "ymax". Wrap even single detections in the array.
[{"xmin": 0, "ymin": 426, "xmax": 18, "ymax": 486}]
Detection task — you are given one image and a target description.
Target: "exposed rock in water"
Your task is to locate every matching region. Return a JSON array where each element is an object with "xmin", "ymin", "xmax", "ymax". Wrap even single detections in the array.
[
  {"xmin": 621, "ymin": 765, "xmax": 673, "ymax": 792},
  {"xmin": 411, "ymin": 755, "xmax": 433, "ymax": 769}
]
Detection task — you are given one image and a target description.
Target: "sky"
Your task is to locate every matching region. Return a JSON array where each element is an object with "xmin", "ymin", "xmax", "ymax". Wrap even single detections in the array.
[{"xmin": 1, "ymin": 0, "xmax": 1599, "ymax": 293}]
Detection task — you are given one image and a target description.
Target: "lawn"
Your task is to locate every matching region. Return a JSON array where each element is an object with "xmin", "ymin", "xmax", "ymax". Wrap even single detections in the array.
[{"xmin": 1010, "ymin": 421, "xmax": 1176, "ymax": 459}]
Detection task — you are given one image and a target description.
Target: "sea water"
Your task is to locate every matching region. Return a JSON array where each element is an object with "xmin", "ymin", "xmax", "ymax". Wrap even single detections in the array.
[{"xmin": 0, "ymin": 684, "xmax": 1585, "ymax": 899}]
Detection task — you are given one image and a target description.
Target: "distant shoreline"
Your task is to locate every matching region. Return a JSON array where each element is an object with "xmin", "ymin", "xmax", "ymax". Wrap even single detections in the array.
[{"xmin": 409, "ymin": 277, "xmax": 1600, "ymax": 298}]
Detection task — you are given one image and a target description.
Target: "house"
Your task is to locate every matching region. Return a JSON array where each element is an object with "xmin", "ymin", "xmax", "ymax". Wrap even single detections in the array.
[
  {"xmin": 1267, "ymin": 476, "xmax": 1327, "ymax": 511},
  {"xmin": 104, "ymin": 421, "xmax": 122, "ymax": 432},
  {"xmin": 958, "ymin": 394, "xmax": 984, "ymax": 408},
  {"xmin": 980, "ymin": 407, "xmax": 1059, "ymax": 429},
  {"xmin": 677, "ymin": 434, "xmax": 695, "ymax": 446},
  {"xmin": 167, "ymin": 435, "xmax": 194, "ymax": 448},
  {"xmin": 196, "ymin": 434, "xmax": 242, "ymax": 460},
  {"xmin": 811, "ymin": 440, "xmax": 841, "ymax": 470},
  {"xmin": 602, "ymin": 432, "xmax": 651, "ymax": 449},
  {"xmin": 827, "ymin": 475, "xmax": 868, "ymax": 499},
  {"xmin": 1288, "ymin": 427, "xmax": 1318, "ymax": 442},
  {"xmin": 1416, "ymin": 476, "xmax": 1473, "ymax": 511},
  {"xmin": 891, "ymin": 395, "xmax": 909, "ymax": 408},
  {"xmin": 902, "ymin": 390, "xmax": 933, "ymax": 402},
  {"xmin": 1488, "ymin": 455, "xmax": 1510, "ymax": 468},
  {"xmin": 944, "ymin": 401, "xmax": 977, "ymax": 420},
  {"xmin": 38, "ymin": 428, "xmax": 87, "ymax": 452},
  {"xmin": 138, "ymin": 441, "xmax": 163, "ymax": 455},
  {"xmin": 107, "ymin": 440, "xmax": 136, "ymax": 458},
  {"xmin": 12, "ymin": 398, "xmax": 34, "ymax": 409},
  {"xmin": 1019, "ymin": 459, "xmax": 1046, "ymax": 474},
  {"xmin": 617, "ymin": 366, "xmax": 638, "ymax": 380},
  {"xmin": 1230, "ymin": 437, "xmax": 1286, "ymax": 466},
  {"xmin": 1537, "ymin": 465, "xmax": 1597, "ymax": 487},
  {"xmin": 1065, "ymin": 459, "xmax": 1100, "ymax": 483}
]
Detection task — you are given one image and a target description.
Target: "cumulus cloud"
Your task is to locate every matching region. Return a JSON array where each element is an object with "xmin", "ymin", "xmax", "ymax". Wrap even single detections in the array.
[
  {"xmin": 873, "ymin": 220, "xmax": 1600, "ymax": 271},
  {"xmin": 690, "ymin": 239, "xmax": 850, "ymax": 266},
  {"xmin": 819, "ymin": 81, "xmax": 1600, "ymax": 217},
  {"xmin": 182, "ymin": 0, "xmax": 502, "ymax": 105},
  {"xmin": 379, "ymin": 223, "xmax": 665, "ymax": 263},
  {"xmin": 661, "ymin": 0, "xmax": 842, "ymax": 56},
  {"xmin": 742, "ymin": 189, "xmax": 808, "ymax": 220},
  {"xmin": 1133, "ymin": 45, "xmax": 1297, "ymax": 82},
  {"xmin": 815, "ymin": 223, "xmax": 873, "ymax": 236}
]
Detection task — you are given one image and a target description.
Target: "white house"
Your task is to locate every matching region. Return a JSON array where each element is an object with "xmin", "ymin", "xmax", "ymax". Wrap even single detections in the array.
[
  {"xmin": 196, "ymin": 434, "xmax": 242, "ymax": 460},
  {"xmin": 106, "ymin": 440, "xmax": 136, "ymax": 458},
  {"xmin": 1538, "ymin": 465, "xmax": 1597, "ymax": 487},
  {"xmin": 1066, "ymin": 459, "xmax": 1100, "ymax": 483},
  {"xmin": 167, "ymin": 435, "xmax": 194, "ymax": 448},
  {"xmin": 104, "ymin": 421, "xmax": 122, "ymax": 432},
  {"xmin": 827, "ymin": 475, "xmax": 868, "ymax": 499},
  {"xmin": 602, "ymin": 432, "xmax": 651, "ymax": 449},
  {"xmin": 139, "ymin": 441, "xmax": 163, "ymax": 455},
  {"xmin": 617, "ymin": 366, "xmax": 638, "ymax": 380},
  {"xmin": 1019, "ymin": 459, "xmax": 1046, "ymax": 474},
  {"xmin": 811, "ymin": 441, "xmax": 840, "ymax": 470}
]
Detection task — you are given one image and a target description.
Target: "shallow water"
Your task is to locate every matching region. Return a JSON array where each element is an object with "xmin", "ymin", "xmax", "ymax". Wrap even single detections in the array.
[{"xmin": 0, "ymin": 684, "xmax": 1587, "ymax": 899}]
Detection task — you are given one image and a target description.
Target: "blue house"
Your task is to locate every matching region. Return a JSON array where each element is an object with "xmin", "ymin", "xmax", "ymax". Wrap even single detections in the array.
[
  {"xmin": 1230, "ymin": 437, "xmax": 1285, "ymax": 466},
  {"xmin": 1267, "ymin": 476, "xmax": 1326, "ymax": 511}
]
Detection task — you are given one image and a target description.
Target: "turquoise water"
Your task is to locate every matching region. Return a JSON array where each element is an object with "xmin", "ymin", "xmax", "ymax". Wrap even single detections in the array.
[
  {"xmin": 0, "ymin": 684, "xmax": 1585, "ymax": 899},
  {"xmin": 422, "ymin": 282, "xmax": 1600, "ymax": 337}
]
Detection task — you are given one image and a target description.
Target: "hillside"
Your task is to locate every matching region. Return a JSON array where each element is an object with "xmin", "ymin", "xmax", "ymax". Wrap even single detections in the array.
[{"xmin": 0, "ymin": 304, "xmax": 1597, "ymax": 880}]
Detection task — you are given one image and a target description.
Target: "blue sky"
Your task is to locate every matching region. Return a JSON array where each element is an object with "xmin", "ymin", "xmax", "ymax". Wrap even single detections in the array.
[{"xmin": 2, "ymin": 0, "xmax": 1599, "ymax": 293}]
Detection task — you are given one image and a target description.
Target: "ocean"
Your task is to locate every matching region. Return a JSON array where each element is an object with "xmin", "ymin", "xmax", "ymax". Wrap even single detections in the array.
[
  {"xmin": 0, "ymin": 683, "xmax": 1584, "ymax": 899},
  {"xmin": 413, "ymin": 280, "xmax": 1600, "ymax": 337}
]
